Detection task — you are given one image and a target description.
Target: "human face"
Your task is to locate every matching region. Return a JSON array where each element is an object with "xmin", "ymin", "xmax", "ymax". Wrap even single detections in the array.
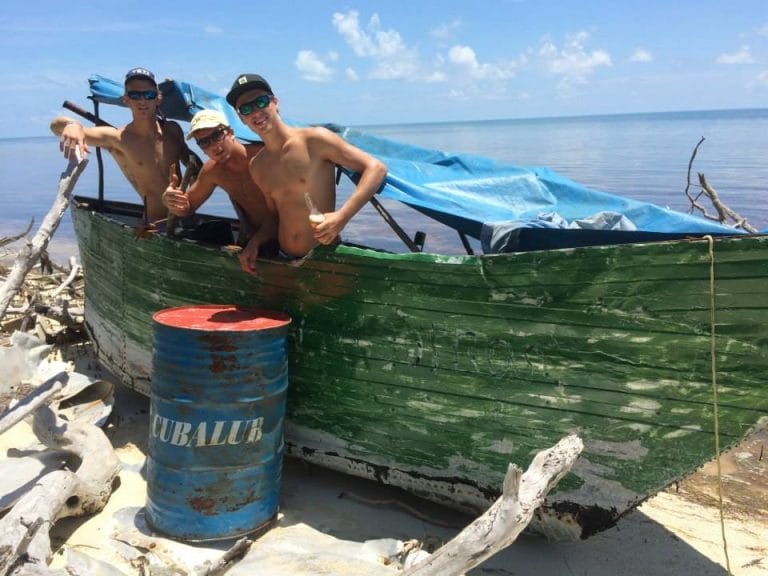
[
  {"xmin": 195, "ymin": 126, "xmax": 227, "ymax": 149},
  {"xmin": 236, "ymin": 91, "xmax": 274, "ymax": 133},
  {"xmin": 195, "ymin": 126, "xmax": 232, "ymax": 160},
  {"xmin": 124, "ymin": 80, "xmax": 160, "ymax": 116}
]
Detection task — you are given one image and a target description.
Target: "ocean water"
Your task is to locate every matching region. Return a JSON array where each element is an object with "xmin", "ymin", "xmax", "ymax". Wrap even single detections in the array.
[{"xmin": 1, "ymin": 108, "xmax": 767, "ymax": 261}]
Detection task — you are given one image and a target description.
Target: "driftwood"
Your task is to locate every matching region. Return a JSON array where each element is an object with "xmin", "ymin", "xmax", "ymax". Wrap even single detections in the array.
[
  {"xmin": 0, "ymin": 372, "xmax": 67, "ymax": 435},
  {"xmin": 197, "ymin": 537, "xmax": 253, "ymax": 576},
  {"xmin": 684, "ymin": 137, "xmax": 757, "ymax": 233},
  {"xmin": 0, "ymin": 154, "xmax": 89, "ymax": 320},
  {"xmin": 49, "ymin": 257, "xmax": 80, "ymax": 299},
  {"xmin": 403, "ymin": 434, "xmax": 584, "ymax": 576},
  {"xmin": 0, "ymin": 402, "xmax": 120, "ymax": 575},
  {"xmin": 0, "ymin": 221, "xmax": 34, "ymax": 250}
]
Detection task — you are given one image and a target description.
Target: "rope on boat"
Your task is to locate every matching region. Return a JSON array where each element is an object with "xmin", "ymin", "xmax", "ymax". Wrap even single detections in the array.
[{"xmin": 704, "ymin": 234, "xmax": 732, "ymax": 576}]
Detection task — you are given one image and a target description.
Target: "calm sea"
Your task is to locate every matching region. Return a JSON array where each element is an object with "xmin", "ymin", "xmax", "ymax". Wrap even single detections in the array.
[{"xmin": 1, "ymin": 108, "xmax": 767, "ymax": 261}]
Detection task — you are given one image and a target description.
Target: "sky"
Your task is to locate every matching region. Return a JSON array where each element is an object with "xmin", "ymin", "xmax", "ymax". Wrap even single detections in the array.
[{"xmin": 1, "ymin": 0, "xmax": 767, "ymax": 137}]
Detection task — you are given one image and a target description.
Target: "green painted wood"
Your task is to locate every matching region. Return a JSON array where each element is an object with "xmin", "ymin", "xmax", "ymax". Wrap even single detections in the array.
[{"xmin": 71, "ymin": 198, "xmax": 768, "ymax": 537}]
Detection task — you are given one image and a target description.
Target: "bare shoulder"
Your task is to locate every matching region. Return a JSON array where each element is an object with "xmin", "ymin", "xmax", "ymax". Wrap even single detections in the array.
[
  {"xmin": 304, "ymin": 125, "xmax": 341, "ymax": 142},
  {"xmin": 302, "ymin": 125, "xmax": 349, "ymax": 154}
]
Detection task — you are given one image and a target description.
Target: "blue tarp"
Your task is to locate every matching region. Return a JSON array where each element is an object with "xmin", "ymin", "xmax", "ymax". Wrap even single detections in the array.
[{"xmin": 87, "ymin": 75, "xmax": 754, "ymax": 252}]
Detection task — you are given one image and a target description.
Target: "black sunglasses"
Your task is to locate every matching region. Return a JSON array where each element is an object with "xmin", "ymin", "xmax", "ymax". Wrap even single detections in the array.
[
  {"xmin": 126, "ymin": 90, "xmax": 158, "ymax": 101},
  {"xmin": 237, "ymin": 94, "xmax": 272, "ymax": 116},
  {"xmin": 196, "ymin": 127, "xmax": 227, "ymax": 149}
]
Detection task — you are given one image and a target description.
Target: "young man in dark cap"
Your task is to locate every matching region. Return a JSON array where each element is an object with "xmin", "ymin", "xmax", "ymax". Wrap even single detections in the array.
[
  {"xmin": 51, "ymin": 67, "xmax": 200, "ymax": 222},
  {"xmin": 226, "ymin": 73, "xmax": 387, "ymax": 269}
]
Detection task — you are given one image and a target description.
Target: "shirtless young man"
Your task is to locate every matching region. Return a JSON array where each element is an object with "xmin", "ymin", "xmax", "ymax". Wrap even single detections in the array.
[
  {"xmin": 50, "ymin": 67, "xmax": 200, "ymax": 222},
  {"xmin": 226, "ymin": 74, "xmax": 387, "ymax": 267},
  {"xmin": 162, "ymin": 109, "xmax": 278, "ymax": 271}
]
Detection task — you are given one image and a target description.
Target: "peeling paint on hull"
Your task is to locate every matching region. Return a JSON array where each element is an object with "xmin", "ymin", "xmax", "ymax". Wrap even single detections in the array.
[{"xmin": 72, "ymin": 197, "xmax": 768, "ymax": 539}]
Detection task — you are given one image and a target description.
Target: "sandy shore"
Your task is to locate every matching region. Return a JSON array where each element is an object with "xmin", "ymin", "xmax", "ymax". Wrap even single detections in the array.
[{"xmin": 2, "ymin": 371, "xmax": 765, "ymax": 576}]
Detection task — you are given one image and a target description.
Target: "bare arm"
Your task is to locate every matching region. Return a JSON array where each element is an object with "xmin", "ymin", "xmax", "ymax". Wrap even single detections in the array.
[
  {"xmin": 50, "ymin": 115, "xmax": 121, "ymax": 158},
  {"xmin": 311, "ymin": 127, "xmax": 387, "ymax": 242}
]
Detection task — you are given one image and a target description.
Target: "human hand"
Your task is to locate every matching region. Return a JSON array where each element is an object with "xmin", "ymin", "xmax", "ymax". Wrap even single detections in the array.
[
  {"xmin": 162, "ymin": 174, "xmax": 190, "ymax": 216},
  {"xmin": 312, "ymin": 210, "xmax": 344, "ymax": 245},
  {"xmin": 238, "ymin": 237, "xmax": 260, "ymax": 275},
  {"xmin": 59, "ymin": 122, "xmax": 89, "ymax": 159}
]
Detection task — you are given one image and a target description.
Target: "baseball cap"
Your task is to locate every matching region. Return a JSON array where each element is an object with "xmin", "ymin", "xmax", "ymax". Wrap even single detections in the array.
[
  {"xmin": 125, "ymin": 67, "xmax": 157, "ymax": 86},
  {"xmin": 186, "ymin": 109, "xmax": 230, "ymax": 140},
  {"xmin": 226, "ymin": 74, "xmax": 273, "ymax": 106}
]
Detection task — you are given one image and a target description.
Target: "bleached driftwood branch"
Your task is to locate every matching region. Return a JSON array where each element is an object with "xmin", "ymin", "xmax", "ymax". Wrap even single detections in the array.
[
  {"xmin": 403, "ymin": 434, "xmax": 584, "ymax": 576},
  {"xmin": 697, "ymin": 173, "xmax": 757, "ymax": 233},
  {"xmin": 50, "ymin": 257, "xmax": 80, "ymax": 299},
  {"xmin": 196, "ymin": 537, "xmax": 253, "ymax": 576},
  {"xmin": 0, "ymin": 404, "xmax": 120, "ymax": 574},
  {"xmin": 0, "ymin": 220, "xmax": 34, "ymax": 249},
  {"xmin": 0, "ymin": 371, "xmax": 68, "ymax": 435},
  {"xmin": 0, "ymin": 153, "xmax": 88, "ymax": 320},
  {"xmin": 683, "ymin": 136, "xmax": 757, "ymax": 233}
]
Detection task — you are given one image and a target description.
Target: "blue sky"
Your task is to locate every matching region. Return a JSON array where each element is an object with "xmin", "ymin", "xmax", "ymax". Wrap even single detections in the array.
[{"xmin": 2, "ymin": 1, "xmax": 767, "ymax": 137}]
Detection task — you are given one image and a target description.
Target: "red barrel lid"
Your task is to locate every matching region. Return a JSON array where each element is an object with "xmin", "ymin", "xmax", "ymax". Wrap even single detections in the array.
[{"xmin": 153, "ymin": 305, "xmax": 291, "ymax": 331}]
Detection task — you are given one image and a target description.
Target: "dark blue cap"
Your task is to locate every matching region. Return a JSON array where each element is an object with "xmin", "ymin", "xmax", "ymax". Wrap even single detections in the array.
[{"xmin": 125, "ymin": 67, "xmax": 157, "ymax": 86}]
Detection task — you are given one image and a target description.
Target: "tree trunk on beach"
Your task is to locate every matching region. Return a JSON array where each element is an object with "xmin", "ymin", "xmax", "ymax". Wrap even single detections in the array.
[
  {"xmin": 403, "ymin": 433, "xmax": 584, "ymax": 575},
  {"xmin": 0, "ymin": 403, "xmax": 120, "ymax": 575},
  {"xmin": 0, "ymin": 154, "xmax": 88, "ymax": 320}
]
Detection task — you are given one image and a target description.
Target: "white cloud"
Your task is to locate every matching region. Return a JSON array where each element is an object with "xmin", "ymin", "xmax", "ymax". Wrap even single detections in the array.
[
  {"xmin": 756, "ymin": 70, "xmax": 768, "ymax": 85},
  {"xmin": 538, "ymin": 31, "xmax": 612, "ymax": 90},
  {"xmin": 332, "ymin": 11, "xmax": 408, "ymax": 58},
  {"xmin": 716, "ymin": 45, "xmax": 755, "ymax": 64},
  {"xmin": 629, "ymin": 48, "xmax": 653, "ymax": 63},
  {"xmin": 446, "ymin": 45, "xmax": 516, "ymax": 80},
  {"xmin": 345, "ymin": 67, "xmax": 359, "ymax": 81},
  {"xmin": 332, "ymin": 10, "xmax": 419, "ymax": 80},
  {"xmin": 204, "ymin": 25, "xmax": 223, "ymax": 35},
  {"xmin": 295, "ymin": 50, "xmax": 334, "ymax": 82}
]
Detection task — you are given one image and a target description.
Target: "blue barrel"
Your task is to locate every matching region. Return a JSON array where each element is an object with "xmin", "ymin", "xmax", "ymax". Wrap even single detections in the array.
[{"xmin": 145, "ymin": 305, "xmax": 291, "ymax": 541}]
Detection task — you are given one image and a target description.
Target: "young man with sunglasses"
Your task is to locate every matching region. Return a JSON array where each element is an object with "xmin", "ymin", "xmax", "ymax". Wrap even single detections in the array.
[
  {"xmin": 226, "ymin": 73, "xmax": 387, "ymax": 267},
  {"xmin": 162, "ymin": 109, "xmax": 279, "ymax": 268},
  {"xmin": 50, "ymin": 67, "xmax": 200, "ymax": 222}
]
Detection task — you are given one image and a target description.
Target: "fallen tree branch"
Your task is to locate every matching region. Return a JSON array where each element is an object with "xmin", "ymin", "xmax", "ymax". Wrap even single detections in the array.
[
  {"xmin": 50, "ymin": 257, "xmax": 80, "ymax": 299},
  {"xmin": 683, "ymin": 137, "xmax": 757, "ymax": 233},
  {"xmin": 196, "ymin": 537, "xmax": 253, "ymax": 576},
  {"xmin": 0, "ymin": 404, "xmax": 120, "ymax": 574},
  {"xmin": 0, "ymin": 154, "xmax": 88, "ymax": 320},
  {"xmin": 0, "ymin": 371, "xmax": 68, "ymax": 435},
  {"xmin": 0, "ymin": 220, "xmax": 34, "ymax": 249},
  {"xmin": 684, "ymin": 136, "xmax": 706, "ymax": 206},
  {"xmin": 403, "ymin": 434, "xmax": 584, "ymax": 576},
  {"xmin": 698, "ymin": 173, "xmax": 757, "ymax": 233}
]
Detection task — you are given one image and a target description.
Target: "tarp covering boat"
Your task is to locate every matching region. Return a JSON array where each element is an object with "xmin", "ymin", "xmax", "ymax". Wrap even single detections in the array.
[{"xmin": 87, "ymin": 75, "xmax": 753, "ymax": 252}]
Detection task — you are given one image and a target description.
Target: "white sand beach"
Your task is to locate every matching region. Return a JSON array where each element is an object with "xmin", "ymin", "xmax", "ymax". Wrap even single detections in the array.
[{"xmin": 2, "ymin": 365, "xmax": 766, "ymax": 575}]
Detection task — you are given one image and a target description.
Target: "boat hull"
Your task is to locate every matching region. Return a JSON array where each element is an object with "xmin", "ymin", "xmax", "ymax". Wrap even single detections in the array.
[{"xmin": 71, "ymin": 197, "xmax": 768, "ymax": 539}]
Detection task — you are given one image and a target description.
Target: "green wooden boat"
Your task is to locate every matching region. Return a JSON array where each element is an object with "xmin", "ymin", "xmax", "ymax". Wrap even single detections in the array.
[
  {"xmin": 70, "ymin": 195, "xmax": 768, "ymax": 540},
  {"xmin": 64, "ymin": 75, "xmax": 768, "ymax": 539}
]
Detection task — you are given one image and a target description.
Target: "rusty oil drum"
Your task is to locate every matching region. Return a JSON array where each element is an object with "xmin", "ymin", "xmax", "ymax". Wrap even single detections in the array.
[{"xmin": 145, "ymin": 305, "xmax": 291, "ymax": 541}]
